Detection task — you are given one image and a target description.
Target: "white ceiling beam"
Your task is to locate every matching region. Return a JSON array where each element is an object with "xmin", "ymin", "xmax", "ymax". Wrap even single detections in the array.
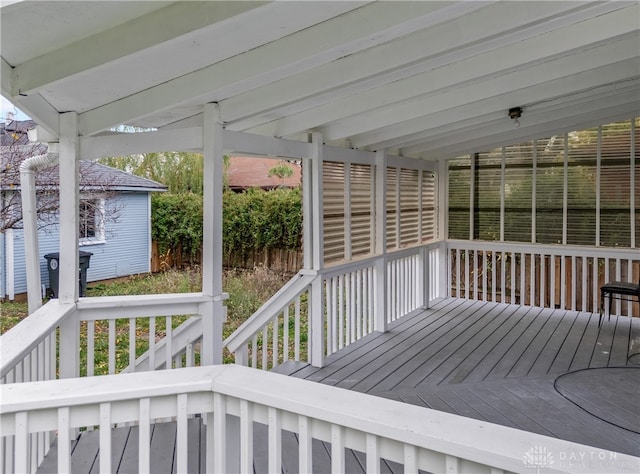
[
  {"xmin": 223, "ymin": 1, "xmax": 619, "ymax": 130},
  {"xmin": 419, "ymin": 102, "xmax": 640, "ymax": 161},
  {"xmin": 401, "ymin": 89, "xmax": 640, "ymax": 157},
  {"xmin": 222, "ymin": 130, "xmax": 311, "ymax": 159},
  {"xmin": 1, "ymin": 57, "xmax": 59, "ymax": 137},
  {"xmin": 11, "ymin": 1, "xmax": 268, "ymax": 96},
  {"xmin": 314, "ymin": 9, "xmax": 640, "ymax": 141},
  {"xmin": 377, "ymin": 81, "xmax": 640, "ymax": 153},
  {"xmin": 80, "ymin": 127, "xmax": 204, "ymax": 160},
  {"xmin": 76, "ymin": 1, "xmax": 453, "ymax": 136},
  {"xmin": 347, "ymin": 59, "xmax": 639, "ymax": 149},
  {"xmin": 395, "ymin": 82, "xmax": 640, "ymax": 152},
  {"xmin": 240, "ymin": 3, "xmax": 638, "ymax": 140},
  {"xmin": 328, "ymin": 58, "xmax": 639, "ymax": 144}
]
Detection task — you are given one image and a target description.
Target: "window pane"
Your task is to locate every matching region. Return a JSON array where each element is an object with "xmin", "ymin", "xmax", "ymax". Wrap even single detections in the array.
[
  {"xmin": 504, "ymin": 142, "xmax": 534, "ymax": 242},
  {"xmin": 566, "ymin": 128, "xmax": 597, "ymax": 246},
  {"xmin": 475, "ymin": 150, "xmax": 501, "ymax": 241},
  {"xmin": 635, "ymin": 118, "xmax": 640, "ymax": 246},
  {"xmin": 79, "ymin": 199, "xmax": 96, "ymax": 239},
  {"xmin": 600, "ymin": 120, "xmax": 631, "ymax": 247},
  {"xmin": 536, "ymin": 136, "xmax": 565, "ymax": 244},
  {"xmin": 448, "ymin": 156, "xmax": 470, "ymax": 239}
]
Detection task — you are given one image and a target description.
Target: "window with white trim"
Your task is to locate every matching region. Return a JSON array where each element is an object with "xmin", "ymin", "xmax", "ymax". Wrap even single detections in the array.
[{"xmin": 79, "ymin": 198, "xmax": 105, "ymax": 243}]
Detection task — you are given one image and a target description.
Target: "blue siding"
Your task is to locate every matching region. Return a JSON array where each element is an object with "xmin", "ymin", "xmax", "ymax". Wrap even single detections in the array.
[
  {"xmin": 80, "ymin": 193, "xmax": 150, "ymax": 283},
  {"xmin": 6, "ymin": 192, "xmax": 151, "ymax": 296}
]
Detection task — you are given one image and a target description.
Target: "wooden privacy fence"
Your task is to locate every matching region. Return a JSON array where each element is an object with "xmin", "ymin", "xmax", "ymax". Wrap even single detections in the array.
[
  {"xmin": 151, "ymin": 241, "xmax": 302, "ymax": 274},
  {"xmin": 448, "ymin": 241, "xmax": 640, "ymax": 317}
]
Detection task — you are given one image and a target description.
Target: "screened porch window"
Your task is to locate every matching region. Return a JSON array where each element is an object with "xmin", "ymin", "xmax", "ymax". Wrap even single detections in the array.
[{"xmin": 448, "ymin": 118, "xmax": 639, "ymax": 248}]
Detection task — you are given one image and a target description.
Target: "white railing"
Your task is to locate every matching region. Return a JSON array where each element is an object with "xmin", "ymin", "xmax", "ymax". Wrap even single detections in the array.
[
  {"xmin": 447, "ymin": 240, "xmax": 640, "ymax": 316},
  {"xmin": 226, "ymin": 243, "xmax": 444, "ymax": 369},
  {"xmin": 2, "ymin": 365, "xmax": 637, "ymax": 474},
  {"xmin": 225, "ymin": 271, "xmax": 315, "ymax": 369},
  {"xmin": 0, "ymin": 300, "xmax": 74, "ymax": 384},
  {"xmin": 75, "ymin": 293, "xmax": 210, "ymax": 375},
  {"xmin": 0, "ymin": 293, "xmax": 215, "ymax": 473}
]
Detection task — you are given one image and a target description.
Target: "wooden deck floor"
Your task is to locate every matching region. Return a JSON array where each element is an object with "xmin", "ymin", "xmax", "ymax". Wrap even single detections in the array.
[
  {"xmin": 37, "ymin": 299, "xmax": 640, "ymax": 472},
  {"xmin": 281, "ymin": 298, "xmax": 640, "ymax": 457}
]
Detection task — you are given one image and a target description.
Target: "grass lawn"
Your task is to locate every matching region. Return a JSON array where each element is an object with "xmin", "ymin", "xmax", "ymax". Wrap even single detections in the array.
[{"xmin": 1, "ymin": 266, "xmax": 293, "ymax": 371}]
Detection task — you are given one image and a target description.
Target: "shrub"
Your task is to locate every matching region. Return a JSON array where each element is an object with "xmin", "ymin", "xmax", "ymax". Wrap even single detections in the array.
[{"xmin": 152, "ymin": 188, "xmax": 302, "ymax": 264}]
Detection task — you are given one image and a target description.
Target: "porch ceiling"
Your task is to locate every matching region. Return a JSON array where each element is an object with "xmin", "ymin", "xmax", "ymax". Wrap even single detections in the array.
[{"xmin": 1, "ymin": 1, "xmax": 639, "ymax": 160}]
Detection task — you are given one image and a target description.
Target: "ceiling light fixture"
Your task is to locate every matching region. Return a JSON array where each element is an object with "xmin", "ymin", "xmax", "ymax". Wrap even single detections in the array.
[{"xmin": 508, "ymin": 107, "xmax": 522, "ymax": 128}]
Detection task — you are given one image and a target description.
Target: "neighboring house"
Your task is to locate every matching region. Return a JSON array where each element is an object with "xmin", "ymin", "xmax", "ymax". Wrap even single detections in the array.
[
  {"xmin": 226, "ymin": 156, "xmax": 301, "ymax": 191},
  {"xmin": 0, "ymin": 120, "xmax": 166, "ymax": 300}
]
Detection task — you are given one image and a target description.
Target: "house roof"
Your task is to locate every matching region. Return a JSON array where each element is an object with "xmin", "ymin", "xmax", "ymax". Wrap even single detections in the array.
[
  {"xmin": 1, "ymin": 120, "xmax": 167, "ymax": 192},
  {"xmin": 1, "ymin": 2, "xmax": 638, "ymax": 161},
  {"xmin": 227, "ymin": 156, "xmax": 301, "ymax": 191}
]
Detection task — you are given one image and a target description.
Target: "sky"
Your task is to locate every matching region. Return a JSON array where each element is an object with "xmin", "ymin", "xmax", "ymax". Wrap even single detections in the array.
[{"xmin": 0, "ymin": 96, "xmax": 31, "ymax": 122}]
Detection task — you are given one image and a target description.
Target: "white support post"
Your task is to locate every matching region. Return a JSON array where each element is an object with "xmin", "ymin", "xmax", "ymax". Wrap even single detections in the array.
[
  {"xmin": 21, "ymin": 162, "xmax": 42, "ymax": 314},
  {"xmin": 302, "ymin": 154, "xmax": 313, "ymax": 270},
  {"xmin": 58, "ymin": 112, "xmax": 80, "ymax": 380},
  {"xmin": 374, "ymin": 150, "xmax": 387, "ymax": 332},
  {"xmin": 438, "ymin": 159, "xmax": 448, "ymax": 298},
  {"xmin": 58, "ymin": 112, "xmax": 79, "ymax": 303},
  {"xmin": 421, "ymin": 245, "xmax": 430, "ymax": 309},
  {"xmin": 202, "ymin": 104, "xmax": 225, "ymax": 365},
  {"xmin": 311, "ymin": 133, "xmax": 324, "ymax": 270},
  {"xmin": 309, "ymin": 133, "xmax": 325, "ymax": 367}
]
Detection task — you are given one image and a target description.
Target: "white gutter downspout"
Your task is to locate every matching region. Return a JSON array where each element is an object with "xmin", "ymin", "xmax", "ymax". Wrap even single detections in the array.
[{"xmin": 19, "ymin": 143, "xmax": 59, "ymax": 314}]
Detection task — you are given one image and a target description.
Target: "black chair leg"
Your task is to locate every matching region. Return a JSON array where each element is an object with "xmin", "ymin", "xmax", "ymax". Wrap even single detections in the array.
[
  {"xmin": 608, "ymin": 293, "xmax": 613, "ymax": 322},
  {"xmin": 599, "ymin": 290, "xmax": 604, "ymax": 327}
]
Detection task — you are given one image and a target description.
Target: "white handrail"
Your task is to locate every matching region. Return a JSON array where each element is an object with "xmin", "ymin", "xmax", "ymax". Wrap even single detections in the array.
[
  {"xmin": 0, "ymin": 299, "xmax": 74, "ymax": 379},
  {"xmin": 1, "ymin": 365, "xmax": 637, "ymax": 474},
  {"xmin": 224, "ymin": 271, "xmax": 315, "ymax": 354},
  {"xmin": 446, "ymin": 240, "xmax": 639, "ymax": 314}
]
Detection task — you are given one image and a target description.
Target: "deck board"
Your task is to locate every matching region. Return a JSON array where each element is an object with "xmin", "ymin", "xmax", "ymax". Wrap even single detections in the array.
[
  {"xmin": 292, "ymin": 299, "xmax": 640, "ymax": 457},
  {"xmin": 37, "ymin": 298, "xmax": 640, "ymax": 472}
]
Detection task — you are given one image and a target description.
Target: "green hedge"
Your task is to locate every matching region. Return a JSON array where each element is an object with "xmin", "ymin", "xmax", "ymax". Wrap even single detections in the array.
[
  {"xmin": 152, "ymin": 193, "xmax": 203, "ymax": 259},
  {"xmin": 223, "ymin": 188, "xmax": 302, "ymax": 258},
  {"xmin": 152, "ymin": 188, "xmax": 302, "ymax": 261}
]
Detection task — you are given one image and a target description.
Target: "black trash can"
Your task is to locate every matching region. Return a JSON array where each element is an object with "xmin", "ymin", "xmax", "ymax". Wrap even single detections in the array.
[{"xmin": 44, "ymin": 251, "xmax": 93, "ymax": 298}]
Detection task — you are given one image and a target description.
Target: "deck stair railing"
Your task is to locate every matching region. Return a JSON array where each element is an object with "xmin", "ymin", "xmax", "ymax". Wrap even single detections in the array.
[
  {"xmin": 447, "ymin": 240, "xmax": 640, "ymax": 316},
  {"xmin": 1, "ymin": 293, "xmax": 214, "ymax": 472},
  {"xmin": 224, "ymin": 271, "xmax": 316, "ymax": 369},
  {"xmin": 225, "ymin": 243, "xmax": 444, "ymax": 370},
  {"xmin": 2, "ymin": 364, "xmax": 638, "ymax": 474}
]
